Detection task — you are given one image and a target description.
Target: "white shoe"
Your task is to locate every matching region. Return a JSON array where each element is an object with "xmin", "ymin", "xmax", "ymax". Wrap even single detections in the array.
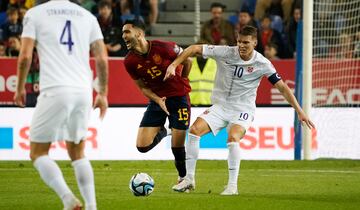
[
  {"xmin": 177, "ymin": 176, "xmax": 185, "ymax": 183},
  {"xmin": 172, "ymin": 177, "xmax": 195, "ymax": 192},
  {"xmin": 63, "ymin": 197, "xmax": 83, "ymax": 210},
  {"xmin": 220, "ymin": 185, "xmax": 238, "ymax": 195}
]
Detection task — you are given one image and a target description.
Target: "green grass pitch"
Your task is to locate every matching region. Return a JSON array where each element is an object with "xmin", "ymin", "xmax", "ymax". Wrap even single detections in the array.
[{"xmin": 0, "ymin": 160, "xmax": 359, "ymax": 210}]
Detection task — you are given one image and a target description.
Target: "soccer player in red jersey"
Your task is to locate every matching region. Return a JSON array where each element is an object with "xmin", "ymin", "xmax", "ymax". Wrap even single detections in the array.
[{"xmin": 122, "ymin": 19, "xmax": 192, "ymax": 189}]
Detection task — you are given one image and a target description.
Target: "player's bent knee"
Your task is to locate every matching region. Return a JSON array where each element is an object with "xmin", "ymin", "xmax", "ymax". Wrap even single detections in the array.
[
  {"xmin": 68, "ymin": 152, "xmax": 85, "ymax": 161},
  {"xmin": 137, "ymin": 146, "xmax": 152, "ymax": 153},
  {"xmin": 227, "ymin": 134, "xmax": 240, "ymax": 143},
  {"xmin": 189, "ymin": 125, "xmax": 201, "ymax": 136},
  {"xmin": 29, "ymin": 152, "xmax": 37, "ymax": 162},
  {"xmin": 29, "ymin": 151, "xmax": 46, "ymax": 162}
]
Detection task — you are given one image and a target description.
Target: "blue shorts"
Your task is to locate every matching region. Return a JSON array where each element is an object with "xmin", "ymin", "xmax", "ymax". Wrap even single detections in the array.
[{"xmin": 140, "ymin": 95, "xmax": 191, "ymax": 130}]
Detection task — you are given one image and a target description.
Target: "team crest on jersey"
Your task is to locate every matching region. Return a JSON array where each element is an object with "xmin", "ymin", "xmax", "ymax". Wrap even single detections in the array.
[
  {"xmin": 247, "ymin": 66, "xmax": 254, "ymax": 73},
  {"xmin": 152, "ymin": 54, "xmax": 162, "ymax": 65},
  {"xmin": 173, "ymin": 44, "xmax": 181, "ymax": 54}
]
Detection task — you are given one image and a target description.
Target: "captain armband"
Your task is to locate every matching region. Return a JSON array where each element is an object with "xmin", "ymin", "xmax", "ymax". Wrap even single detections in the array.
[{"xmin": 268, "ymin": 73, "xmax": 282, "ymax": 85}]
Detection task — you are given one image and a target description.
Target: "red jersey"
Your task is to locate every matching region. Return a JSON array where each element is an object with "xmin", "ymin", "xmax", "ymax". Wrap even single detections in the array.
[{"xmin": 124, "ymin": 40, "xmax": 191, "ymax": 97}]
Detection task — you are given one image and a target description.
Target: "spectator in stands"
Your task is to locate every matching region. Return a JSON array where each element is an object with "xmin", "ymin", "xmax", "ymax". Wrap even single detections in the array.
[
  {"xmin": 7, "ymin": 0, "xmax": 19, "ymax": 8},
  {"xmin": 0, "ymin": 42, "xmax": 6, "ymax": 57},
  {"xmin": 200, "ymin": 2, "xmax": 235, "ymax": 45},
  {"xmin": 235, "ymin": 8, "xmax": 258, "ymax": 31},
  {"xmin": 264, "ymin": 42, "xmax": 280, "ymax": 60},
  {"xmin": 265, "ymin": 0, "xmax": 284, "ymax": 19},
  {"xmin": 188, "ymin": 41, "xmax": 217, "ymax": 106},
  {"xmin": 120, "ymin": 0, "xmax": 134, "ymax": 23},
  {"xmin": 1, "ymin": 7, "xmax": 22, "ymax": 41},
  {"xmin": 354, "ymin": 31, "xmax": 360, "ymax": 58},
  {"xmin": 255, "ymin": 0, "xmax": 292, "ymax": 24},
  {"xmin": 240, "ymin": 0, "xmax": 257, "ymax": 16},
  {"xmin": 129, "ymin": 0, "xmax": 158, "ymax": 34},
  {"xmin": 5, "ymin": 35, "xmax": 20, "ymax": 57},
  {"xmin": 3, "ymin": 0, "xmax": 34, "ymax": 9},
  {"xmin": 143, "ymin": 0, "xmax": 158, "ymax": 26},
  {"xmin": 286, "ymin": 6, "xmax": 301, "ymax": 58},
  {"xmin": 235, "ymin": 8, "xmax": 263, "ymax": 53},
  {"xmin": 313, "ymin": 3, "xmax": 336, "ymax": 58},
  {"xmin": 330, "ymin": 32, "xmax": 354, "ymax": 59},
  {"xmin": 259, "ymin": 15, "xmax": 284, "ymax": 58},
  {"xmin": 97, "ymin": 0, "xmax": 127, "ymax": 56},
  {"xmin": 119, "ymin": 0, "xmax": 145, "ymax": 24}
]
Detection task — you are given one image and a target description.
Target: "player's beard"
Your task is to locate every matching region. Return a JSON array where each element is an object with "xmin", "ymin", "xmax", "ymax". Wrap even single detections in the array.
[{"xmin": 126, "ymin": 38, "xmax": 137, "ymax": 50}]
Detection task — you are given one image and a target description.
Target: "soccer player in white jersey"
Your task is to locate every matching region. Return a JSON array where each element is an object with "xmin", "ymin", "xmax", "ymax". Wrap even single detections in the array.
[
  {"xmin": 13, "ymin": 0, "xmax": 108, "ymax": 209},
  {"xmin": 164, "ymin": 25, "xmax": 315, "ymax": 195}
]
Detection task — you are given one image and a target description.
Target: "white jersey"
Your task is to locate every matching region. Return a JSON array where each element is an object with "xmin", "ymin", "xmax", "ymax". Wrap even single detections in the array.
[
  {"xmin": 203, "ymin": 45, "xmax": 279, "ymax": 113},
  {"xmin": 21, "ymin": 0, "xmax": 103, "ymax": 92}
]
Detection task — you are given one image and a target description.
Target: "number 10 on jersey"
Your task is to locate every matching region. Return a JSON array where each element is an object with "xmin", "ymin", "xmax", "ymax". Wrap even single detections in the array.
[{"xmin": 60, "ymin": 20, "xmax": 74, "ymax": 53}]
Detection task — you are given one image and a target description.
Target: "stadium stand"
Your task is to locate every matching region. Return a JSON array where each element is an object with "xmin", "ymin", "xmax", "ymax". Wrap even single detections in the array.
[{"xmin": 147, "ymin": 0, "xmax": 242, "ymax": 47}]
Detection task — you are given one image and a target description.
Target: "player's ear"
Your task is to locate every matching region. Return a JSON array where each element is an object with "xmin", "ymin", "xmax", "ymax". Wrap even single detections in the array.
[
  {"xmin": 135, "ymin": 28, "xmax": 144, "ymax": 39},
  {"xmin": 253, "ymin": 37, "xmax": 257, "ymax": 47}
]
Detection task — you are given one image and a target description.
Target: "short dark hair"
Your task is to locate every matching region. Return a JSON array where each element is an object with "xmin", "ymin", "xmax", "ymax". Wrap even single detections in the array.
[
  {"xmin": 124, "ymin": 19, "xmax": 146, "ymax": 32},
  {"xmin": 238, "ymin": 25, "xmax": 258, "ymax": 38},
  {"xmin": 210, "ymin": 2, "xmax": 226, "ymax": 10},
  {"xmin": 98, "ymin": 0, "xmax": 112, "ymax": 9},
  {"xmin": 6, "ymin": 7, "xmax": 18, "ymax": 16},
  {"xmin": 239, "ymin": 7, "xmax": 250, "ymax": 14},
  {"xmin": 267, "ymin": 42, "xmax": 278, "ymax": 51}
]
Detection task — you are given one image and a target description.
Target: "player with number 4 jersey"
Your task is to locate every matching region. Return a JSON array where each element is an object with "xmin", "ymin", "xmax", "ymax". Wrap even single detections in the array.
[
  {"xmin": 14, "ymin": 1, "xmax": 108, "ymax": 209},
  {"xmin": 165, "ymin": 25, "xmax": 315, "ymax": 195},
  {"xmin": 122, "ymin": 19, "xmax": 192, "ymax": 190}
]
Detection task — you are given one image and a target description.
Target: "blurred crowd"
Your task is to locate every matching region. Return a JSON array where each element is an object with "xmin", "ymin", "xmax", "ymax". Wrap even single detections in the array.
[
  {"xmin": 0, "ymin": 0, "xmax": 160, "ymax": 57},
  {"xmin": 201, "ymin": 0, "xmax": 360, "ymax": 59},
  {"xmin": 0, "ymin": 0, "xmax": 359, "ymax": 59}
]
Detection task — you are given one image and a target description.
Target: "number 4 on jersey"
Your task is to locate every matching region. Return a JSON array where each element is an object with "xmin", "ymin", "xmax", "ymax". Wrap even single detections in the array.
[{"xmin": 60, "ymin": 20, "xmax": 74, "ymax": 53}]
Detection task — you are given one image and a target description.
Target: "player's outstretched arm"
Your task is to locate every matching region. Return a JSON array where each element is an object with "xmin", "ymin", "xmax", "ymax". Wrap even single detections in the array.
[
  {"xmin": 180, "ymin": 58, "xmax": 192, "ymax": 78},
  {"xmin": 274, "ymin": 80, "xmax": 315, "ymax": 129},
  {"xmin": 164, "ymin": 44, "xmax": 203, "ymax": 81},
  {"xmin": 14, "ymin": 37, "xmax": 35, "ymax": 107},
  {"xmin": 91, "ymin": 39, "xmax": 109, "ymax": 119}
]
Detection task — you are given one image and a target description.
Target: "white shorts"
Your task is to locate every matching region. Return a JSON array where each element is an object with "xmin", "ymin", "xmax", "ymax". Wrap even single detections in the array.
[
  {"xmin": 199, "ymin": 104, "xmax": 254, "ymax": 136},
  {"xmin": 30, "ymin": 88, "xmax": 92, "ymax": 144}
]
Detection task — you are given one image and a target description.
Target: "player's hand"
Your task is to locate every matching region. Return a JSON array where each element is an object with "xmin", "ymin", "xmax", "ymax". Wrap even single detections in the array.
[
  {"xmin": 93, "ymin": 94, "xmax": 108, "ymax": 120},
  {"xmin": 163, "ymin": 64, "xmax": 176, "ymax": 81},
  {"xmin": 298, "ymin": 112, "xmax": 315, "ymax": 130},
  {"xmin": 13, "ymin": 88, "xmax": 26, "ymax": 108},
  {"xmin": 157, "ymin": 97, "xmax": 169, "ymax": 115}
]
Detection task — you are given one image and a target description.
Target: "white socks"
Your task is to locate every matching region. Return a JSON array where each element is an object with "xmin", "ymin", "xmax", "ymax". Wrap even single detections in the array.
[
  {"xmin": 33, "ymin": 155, "xmax": 74, "ymax": 207},
  {"xmin": 227, "ymin": 142, "xmax": 241, "ymax": 187},
  {"xmin": 33, "ymin": 156, "xmax": 96, "ymax": 210},
  {"xmin": 72, "ymin": 158, "xmax": 97, "ymax": 209},
  {"xmin": 185, "ymin": 135, "xmax": 241, "ymax": 189},
  {"xmin": 185, "ymin": 133, "xmax": 200, "ymax": 180}
]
